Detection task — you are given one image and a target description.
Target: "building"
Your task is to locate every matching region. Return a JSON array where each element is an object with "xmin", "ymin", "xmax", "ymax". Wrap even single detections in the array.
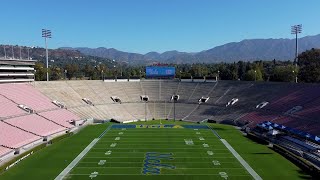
[{"xmin": 0, "ymin": 58, "xmax": 35, "ymax": 83}]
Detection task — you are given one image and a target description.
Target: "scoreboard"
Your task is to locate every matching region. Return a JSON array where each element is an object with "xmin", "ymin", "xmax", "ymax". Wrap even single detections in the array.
[{"xmin": 146, "ymin": 67, "xmax": 175, "ymax": 78}]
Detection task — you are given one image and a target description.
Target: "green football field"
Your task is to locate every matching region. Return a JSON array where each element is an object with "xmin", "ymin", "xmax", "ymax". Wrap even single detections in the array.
[
  {"xmin": 0, "ymin": 120, "xmax": 311, "ymax": 180},
  {"xmin": 64, "ymin": 124, "xmax": 252, "ymax": 180}
]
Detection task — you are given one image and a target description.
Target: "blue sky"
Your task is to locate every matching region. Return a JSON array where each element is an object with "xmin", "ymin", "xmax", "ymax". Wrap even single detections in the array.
[{"xmin": 0, "ymin": 0, "xmax": 319, "ymax": 54}]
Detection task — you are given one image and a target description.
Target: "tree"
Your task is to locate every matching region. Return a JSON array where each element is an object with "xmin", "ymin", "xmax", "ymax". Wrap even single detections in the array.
[
  {"xmin": 50, "ymin": 66, "xmax": 62, "ymax": 80},
  {"xmin": 270, "ymin": 65, "xmax": 297, "ymax": 82},
  {"xmin": 244, "ymin": 69, "xmax": 263, "ymax": 81},
  {"xmin": 298, "ymin": 48, "xmax": 320, "ymax": 83},
  {"xmin": 34, "ymin": 62, "xmax": 46, "ymax": 81},
  {"xmin": 65, "ymin": 63, "xmax": 79, "ymax": 79}
]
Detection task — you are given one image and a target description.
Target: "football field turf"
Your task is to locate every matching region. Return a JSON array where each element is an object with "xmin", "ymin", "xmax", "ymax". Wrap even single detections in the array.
[{"xmin": 62, "ymin": 124, "xmax": 256, "ymax": 180}]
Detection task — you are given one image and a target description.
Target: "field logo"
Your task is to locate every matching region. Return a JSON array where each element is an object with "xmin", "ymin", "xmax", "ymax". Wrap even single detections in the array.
[
  {"xmin": 142, "ymin": 152, "xmax": 175, "ymax": 175},
  {"xmin": 136, "ymin": 125, "xmax": 165, "ymax": 128},
  {"xmin": 172, "ymin": 125, "xmax": 183, "ymax": 128}
]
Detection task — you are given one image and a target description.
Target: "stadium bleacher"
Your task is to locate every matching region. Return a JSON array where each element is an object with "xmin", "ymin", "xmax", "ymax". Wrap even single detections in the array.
[
  {"xmin": 0, "ymin": 121, "xmax": 41, "ymax": 149},
  {"xmin": 4, "ymin": 114, "xmax": 66, "ymax": 137},
  {"xmin": 0, "ymin": 83, "xmax": 83, "ymax": 162},
  {"xmin": 1, "ymin": 80, "xmax": 320, "ymax": 164}
]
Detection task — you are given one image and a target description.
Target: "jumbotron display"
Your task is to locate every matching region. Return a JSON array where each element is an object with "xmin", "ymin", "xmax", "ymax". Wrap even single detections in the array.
[{"xmin": 146, "ymin": 66, "xmax": 175, "ymax": 78}]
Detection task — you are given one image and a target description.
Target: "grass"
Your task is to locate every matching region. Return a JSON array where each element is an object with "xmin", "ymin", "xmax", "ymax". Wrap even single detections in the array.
[
  {"xmin": 0, "ymin": 120, "xmax": 311, "ymax": 180},
  {"xmin": 209, "ymin": 124, "xmax": 312, "ymax": 180},
  {"xmin": 0, "ymin": 123, "xmax": 110, "ymax": 180}
]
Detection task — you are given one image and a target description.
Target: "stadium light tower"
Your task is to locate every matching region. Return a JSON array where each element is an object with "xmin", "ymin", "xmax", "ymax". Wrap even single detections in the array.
[
  {"xmin": 171, "ymin": 94, "xmax": 179, "ymax": 122},
  {"xmin": 42, "ymin": 29, "xmax": 52, "ymax": 81},
  {"xmin": 3, "ymin": 46, "xmax": 6, "ymax": 59},
  {"xmin": 291, "ymin": 24, "xmax": 302, "ymax": 83}
]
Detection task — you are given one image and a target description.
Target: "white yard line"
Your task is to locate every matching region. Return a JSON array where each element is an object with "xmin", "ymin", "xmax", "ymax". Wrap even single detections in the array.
[
  {"xmin": 69, "ymin": 173, "xmax": 253, "ymax": 176},
  {"xmin": 73, "ymin": 167, "xmax": 244, "ymax": 169},
  {"xmin": 82, "ymin": 156, "xmax": 234, "ymax": 159},
  {"xmin": 54, "ymin": 138, "xmax": 99, "ymax": 180},
  {"xmin": 55, "ymin": 126, "xmax": 112, "ymax": 180},
  {"xmin": 220, "ymin": 139, "xmax": 262, "ymax": 180}
]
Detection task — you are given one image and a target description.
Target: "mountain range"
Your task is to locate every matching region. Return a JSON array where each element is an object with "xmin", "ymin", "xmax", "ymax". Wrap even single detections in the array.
[{"xmin": 61, "ymin": 34, "xmax": 320, "ymax": 64}]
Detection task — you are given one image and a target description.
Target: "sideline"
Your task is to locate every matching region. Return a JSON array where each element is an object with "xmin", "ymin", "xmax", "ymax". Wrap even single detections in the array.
[
  {"xmin": 208, "ymin": 125, "xmax": 262, "ymax": 180},
  {"xmin": 221, "ymin": 139, "xmax": 262, "ymax": 180},
  {"xmin": 54, "ymin": 125, "xmax": 112, "ymax": 180}
]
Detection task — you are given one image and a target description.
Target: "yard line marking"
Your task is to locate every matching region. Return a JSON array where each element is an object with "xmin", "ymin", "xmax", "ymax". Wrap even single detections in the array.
[
  {"xmin": 206, "ymin": 125, "xmax": 262, "ymax": 180},
  {"xmin": 73, "ymin": 167, "xmax": 244, "ymax": 169},
  {"xmin": 55, "ymin": 125, "xmax": 112, "ymax": 180},
  {"xmin": 91, "ymin": 148, "xmax": 228, "ymax": 150},
  {"xmin": 220, "ymin": 139, "xmax": 262, "ymax": 180},
  {"xmin": 82, "ymin": 156, "xmax": 235, "ymax": 159},
  {"xmin": 97, "ymin": 141, "xmax": 221, "ymax": 143},
  {"xmin": 78, "ymin": 161, "xmax": 239, "ymax": 163},
  {"xmin": 87, "ymin": 152, "xmax": 231, "ymax": 154},
  {"xmin": 69, "ymin": 174, "xmax": 253, "ymax": 176},
  {"xmin": 54, "ymin": 138, "xmax": 99, "ymax": 180}
]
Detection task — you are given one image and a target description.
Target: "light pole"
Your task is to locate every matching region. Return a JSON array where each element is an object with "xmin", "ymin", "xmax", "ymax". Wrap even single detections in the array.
[
  {"xmin": 291, "ymin": 24, "xmax": 302, "ymax": 83},
  {"xmin": 11, "ymin": 46, "xmax": 14, "ymax": 59},
  {"xmin": 254, "ymin": 70, "xmax": 257, "ymax": 81},
  {"xmin": 101, "ymin": 70, "xmax": 104, "ymax": 81},
  {"xmin": 64, "ymin": 70, "xmax": 67, "ymax": 80},
  {"xmin": 171, "ymin": 94, "xmax": 179, "ymax": 122},
  {"xmin": 3, "ymin": 46, "xmax": 6, "ymax": 59},
  {"xmin": 217, "ymin": 70, "xmax": 220, "ymax": 81},
  {"xmin": 42, "ymin": 29, "xmax": 52, "ymax": 81},
  {"xmin": 34, "ymin": 69, "xmax": 36, "ymax": 87},
  {"xmin": 27, "ymin": 47, "xmax": 30, "ymax": 60}
]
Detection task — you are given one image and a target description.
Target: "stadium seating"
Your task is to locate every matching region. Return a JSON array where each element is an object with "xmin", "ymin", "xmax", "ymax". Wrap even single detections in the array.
[
  {"xmin": 38, "ymin": 109, "xmax": 79, "ymax": 128},
  {"xmin": 0, "ymin": 146, "xmax": 13, "ymax": 158},
  {"xmin": 0, "ymin": 83, "xmax": 57, "ymax": 111},
  {"xmin": 0, "ymin": 121, "xmax": 41, "ymax": 148},
  {"xmin": 4, "ymin": 114, "xmax": 66, "ymax": 137},
  {"xmin": 32, "ymin": 80, "xmax": 320, "ymax": 136},
  {"xmin": 0, "ymin": 95, "xmax": 26, "ymax": 118}
]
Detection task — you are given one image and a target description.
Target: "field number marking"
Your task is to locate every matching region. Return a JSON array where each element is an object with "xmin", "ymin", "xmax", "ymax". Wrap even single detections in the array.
[
  {"xmin": 105, "ymin": 150, "xmax": 112, "ymax": 155},
  {"xmin": 203, "ymin": 143, "xmax": 209, "ymax": 148},
  {"xmin": 110, "ymin": 143, "xmax": 117, "ymax": 147},
  {"xmin": 196, "ymin": 132, "xmax": 201, "ymax": 135},
  {"xmin": 199, "ymin": 137, "xmax": 205, "ymax": 140},
  {"xmin": 184, "ymin": 139, "xmax": 194, "ymax": 145},
  {"xmin": 212, "ymin": 160, "xmax": 221, "ymax": 166},
  {"xmin": 115, "ymin": 137, "xmax": 120, "ymax": 140},
  {"xmin": 207, "ymin": 151, "xmax": 214, "ymax": 155},
  {"xmin": 89, "ymin": 171, "xmax": 98, "ymax": 179},
  {"xmin": 219, "ymin": 172, "xmax": 228, "ymax": 179},
  {"xmin": 121, "ymin": 128, "xmax": 126, "ymax": 130},
  {"xmin": 98, "ymin": 160, "xmax": 106, "ymax": 165},
  {"xmin": 118, "ymin": 132, "xmax": 123, "ymax": 135}
]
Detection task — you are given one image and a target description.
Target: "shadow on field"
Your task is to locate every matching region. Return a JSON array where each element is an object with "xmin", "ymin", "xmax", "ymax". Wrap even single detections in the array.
[
  {"xmin": 220, "ymin": 119, "xmax": 237, "ymax": 125},
  {"xmin": 297, "ymin": 169, "xmax": 314, "ymax": 180},
  {"xmin": 210, "ymin": 127, "xmax": 226, "ymax": 131}
]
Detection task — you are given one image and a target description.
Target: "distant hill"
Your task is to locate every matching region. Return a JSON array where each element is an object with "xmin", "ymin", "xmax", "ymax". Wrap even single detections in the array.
[
  {"xmin": 62, "ymin": 34, "xmax": 320, "ymax": 64},
  {"xmin": 0, "ymin": 45, "xmax": 114, "ymax": 67}
]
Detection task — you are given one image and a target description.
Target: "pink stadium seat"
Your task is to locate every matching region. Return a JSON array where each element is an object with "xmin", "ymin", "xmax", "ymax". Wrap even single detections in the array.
[
  {"xmin": 0, "ymin": 95, "xmax": 26, "ymax": 118},
  {"xmin": 4, "ymin": 114, "xmax": 66, "ymax": 137},
  {"xmin": 0, "ymin": 121, "xmax": 41, "ymax": 148},
  {"xmin": 0, "ymin": 146, "xmax": 13, "ymax": 157},
  {"xmin": 39, "ymin": 109, "xmax": 79, "ymax": 128},
  {"xmin": 0, "ymin": 83, "xmax": 57, "ymax": 111},
  {"xmin": 239, "ymin": 111, "xmax": 281, "ymax": 128}
]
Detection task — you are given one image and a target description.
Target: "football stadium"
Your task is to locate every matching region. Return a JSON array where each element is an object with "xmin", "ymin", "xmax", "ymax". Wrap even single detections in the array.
[
  {"xmin": 1, "ymin": 1, "xmax": 320, "ymax": 180},
  {"xmin": 0, "ymin": 60, "xmax": 320, "ymax": 180}
]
